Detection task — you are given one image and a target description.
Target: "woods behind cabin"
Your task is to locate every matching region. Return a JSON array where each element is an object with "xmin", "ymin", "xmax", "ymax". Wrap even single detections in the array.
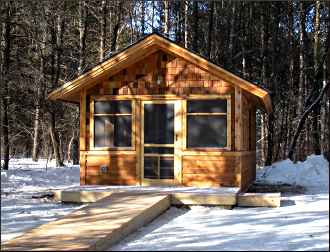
[{"xmin": 0, "ymin": 0, "xmax": 329, "ymax": 169}]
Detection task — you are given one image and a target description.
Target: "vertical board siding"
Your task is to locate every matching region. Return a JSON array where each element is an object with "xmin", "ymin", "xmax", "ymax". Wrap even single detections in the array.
[{"xmin": 239, "ymin": 151, "xmax": 257, "ymax": 192}]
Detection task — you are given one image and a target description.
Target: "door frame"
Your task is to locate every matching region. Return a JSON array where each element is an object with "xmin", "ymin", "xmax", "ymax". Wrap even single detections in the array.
[{"xmin": 140, "ymin": 99, "xmax": 182, "ymax": 186}]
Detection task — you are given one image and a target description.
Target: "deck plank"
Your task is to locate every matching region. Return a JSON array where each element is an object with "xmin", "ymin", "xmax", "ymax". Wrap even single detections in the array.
[{"xmin": 1, "ymin": 193, "xmax": 171, "ymax": 251}]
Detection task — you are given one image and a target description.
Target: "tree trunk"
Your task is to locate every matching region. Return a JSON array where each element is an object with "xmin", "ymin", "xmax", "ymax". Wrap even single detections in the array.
[
  {"xmin": 151, "ymin": 1, "xmax": 155, "ymax": 31},
  {"xmin": 320, "ymin": 61, "xmax": 328, "ymax": 153},
  {"xmin": 227, "ymin": 2, "xmax": 235, "ymax": 70},
  {"xmin": 99, "ymin": 0, "xmax": 107, "ymax": 62},
  {"xmin": 184, "ymin": 0, "xmax": 188, "ymax": 48},
  {"xmin": 260, "ymin": 3, "xmax": 267, "ymax": 164},
  {"xmin": 1, "ymin": 2, "xmax": 12, "ymax": 170},
  {"xmin": 265, "ymin": 3, "xmax": 279, "ymax": 166},
  {"xmin": 49, "ymin": 113, "xmax": 64, "ymax": 167},
  {"xmin": 164, "ymin": 0, "xmax": 169, "ymax": 36},
  {"xmin": 141, "ymin": 0, "xmax": 145, "ymax": 36},
  {"xmin": 32, "ymin": 90, "xmax": 41, "ymax": 161},
  {"xmin": 298, "ymin": 2, "xmax": 305, "ymax": 119},
  {"xmin": 312, "ymin": 0, "xmax": 321, "ymax": 155},
  {"xmin": 67, "ymin": 131, "xmax": 79, "ymax": 165},
  {"xmin": 284, "ymin": 0, "xmax": 294, "ymax": 159},
  {"xmin": 192, "ymin": 1, "xmax": 198, "ymax": 52},
  {"xmin": 207, "ymin": 0, "xmax": 214, "ymax": 59},
  {"xmin": 78, "ymin": 0, "xmax": 87, "ymax": 74},
  {"xmin": 110, "ymin": 2, "xmax": 122, "ymax": 52},
  {"xmin": 32, "ymin": 27, "xmax": 46, "ymax": 162},
  {"xmin": 46, "ymin": 7, "xmax": 65, "ymax": 167}
]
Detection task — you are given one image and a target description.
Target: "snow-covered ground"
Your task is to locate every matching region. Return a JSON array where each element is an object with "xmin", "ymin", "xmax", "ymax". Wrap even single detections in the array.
[
  {"xmin": 1, "ymin": 155, "xmax": 329, "ymax": 250},
  {"xmin": 1, "ymin": 159, "xmax": 82, "ymax": 242},
  {"xmin": 111, "ymin": 155, "xmax": 329, "ymax": 251}
]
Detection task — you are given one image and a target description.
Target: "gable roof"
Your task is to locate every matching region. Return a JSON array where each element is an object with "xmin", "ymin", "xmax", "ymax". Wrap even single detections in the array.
[{"xmin": 48, "ymin": 33, "xmax": 272, "ymax": 113}]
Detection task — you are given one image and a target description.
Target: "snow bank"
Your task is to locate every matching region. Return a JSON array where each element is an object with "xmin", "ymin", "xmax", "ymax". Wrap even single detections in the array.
[{"xmin": 257, "ymin": 154, "xmax": 329, "ymax": 193}]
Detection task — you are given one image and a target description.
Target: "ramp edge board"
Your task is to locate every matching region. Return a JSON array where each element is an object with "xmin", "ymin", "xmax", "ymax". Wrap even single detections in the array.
[{"xmin": 53, "ymin": 190, "xmax": 114, "ymax": 203}]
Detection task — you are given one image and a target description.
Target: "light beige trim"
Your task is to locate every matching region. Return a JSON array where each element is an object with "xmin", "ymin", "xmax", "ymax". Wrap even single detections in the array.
[
  {"xmin": 141, "ymin": 99, "xmax": 182, "ymax": 185},
  {"xmin": 79, "ymin": 89, "xmax": 87, "ymax": 151},
  {"xmin": 93, "ymin": 95, "xmax": 186, "ymax": 100},
  {"xmin": 186, "ymin": 112, "xmax": 227, "ymax": 116},
  {"xmin": 144, "ymin": 154, "xmax": 174, "ymax": 157},
  {"xmin": 143, "ymin": 143, "xmax": 174, "ymax": 147},
  {"xmin": 141, "ymin": 178, "xmax": 180, "ymax": 186}
]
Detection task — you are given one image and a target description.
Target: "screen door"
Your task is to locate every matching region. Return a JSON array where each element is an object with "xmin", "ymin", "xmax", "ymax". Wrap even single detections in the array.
[{"xmin": 141, "ymin": 100, "xmax": 181, "ymax": 184}]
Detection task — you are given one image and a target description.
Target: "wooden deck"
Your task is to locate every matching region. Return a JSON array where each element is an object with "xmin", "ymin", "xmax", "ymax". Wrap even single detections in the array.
[
  {"xmin": 53, "ymin": 186, "xmax": 240, "ymax": 206},
  {"xmin": 1, "ymin": 193, "xmax": 171, "ymax": 251},
  {"xmin": 2, "ymin": 188, "xmax": 280, "ymax": 251}
]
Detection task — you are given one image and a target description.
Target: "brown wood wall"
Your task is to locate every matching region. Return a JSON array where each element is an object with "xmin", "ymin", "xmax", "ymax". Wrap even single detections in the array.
[
  {"xmin": 89, "ymin": 50, "xmax": 235, "ymax": 97},
  {"xmin": 80, "ymin": 50, "xmax": 257, "ymax": 189},
  {"xmin": 81, "ymin": 152, "xmax": 137, "ymax": 185},
  {"xmin": 182, "ymin": 155, "xmax": 238, "ymax": 187},
  {"xmin": 239, "ymin": 152, "xmax": 257, "ymax": 192}
]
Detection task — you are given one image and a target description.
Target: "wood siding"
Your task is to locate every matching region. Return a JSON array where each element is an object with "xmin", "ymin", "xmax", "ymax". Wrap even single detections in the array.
[
  {"xmin": 238, "ymin": 151, "xmax": 256, "ymax": 192},
  {"xmin": 92, "ymin": 51, "xmax": 235, "ymax": 97},
  {"xmin": 81, "ymin": 152, "xmax": 137, "ymax": 185},
  {"xmin": 182, "ymin": 155, "xmax": 238, "ymax": 187},
  {"xmin": 80, "ymin": 50, "xmax": 258, "ymax": 189}
]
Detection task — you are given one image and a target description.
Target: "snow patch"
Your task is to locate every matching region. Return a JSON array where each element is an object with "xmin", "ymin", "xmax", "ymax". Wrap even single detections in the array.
[
  {"xmin": 1, "ymin": 158, "xmax": 83, "ymax": 242},
  {"xmin": 257, "ymin": 154, "xmax": 329, "ymax": 193}
]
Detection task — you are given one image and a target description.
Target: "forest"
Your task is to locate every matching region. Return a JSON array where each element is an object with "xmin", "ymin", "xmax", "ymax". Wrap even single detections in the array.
[{"xmin": 0, "ymin": 0, "xmax": 329, "ymax": 170}]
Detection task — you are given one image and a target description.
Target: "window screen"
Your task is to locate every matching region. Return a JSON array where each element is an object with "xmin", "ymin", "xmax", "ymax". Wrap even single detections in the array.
[
  {"xmin": 144, "ymin": 103, "xmax": 174, "ymax": 144},
  {"xmin": 187, "ymin": 99, "xmax": 227, "ymax": 113},
  {"xmin": 94, "ymin": 100, "xmax": 132, "ymax": 148},
  {"xmin": 187, "ymin": 99, "xmax": 228, "ymax": 148},
  {"xmin": 94, "ymin": 100, "xmax": 131, "ymax": 114}
]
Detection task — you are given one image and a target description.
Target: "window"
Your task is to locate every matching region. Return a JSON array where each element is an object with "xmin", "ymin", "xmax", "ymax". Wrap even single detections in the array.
[
  {"xmin": 187, "ymin": 99, "xmax": 228, "ymax": 148},
  {"xmin": 93, "ymin": 100, "xmax": 132, "ymax": 148}
]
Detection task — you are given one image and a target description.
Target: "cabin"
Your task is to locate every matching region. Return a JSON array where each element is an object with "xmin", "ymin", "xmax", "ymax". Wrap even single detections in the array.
[{"xmin": 48, "ymin": 33, "xmax": 272, "ymax": 192}]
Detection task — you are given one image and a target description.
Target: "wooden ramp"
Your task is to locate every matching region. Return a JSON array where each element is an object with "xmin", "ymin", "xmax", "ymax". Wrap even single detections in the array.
[{"xmin": 1, "ymin": 193, "xmax": 171, "ymax": 251}]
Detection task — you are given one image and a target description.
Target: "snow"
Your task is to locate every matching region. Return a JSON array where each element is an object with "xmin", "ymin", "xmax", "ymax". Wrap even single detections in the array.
[
  {"xmin": 1, "ymin": 155, "xmax": 329, "ymax": 250},
  {"xmin": 256, "ymin": 154, "xmax": 329, "ymax": 193},
  {"xmin": 1, "ymin": 159, "xmax": 83, "ymax": 242},
  {"xmin": 110, "ymin": 155, "xmax": 329, "ymax": 251},
  {"xmin": 110, "ymin": 193, "xmax": 329, "ymax": 251}
]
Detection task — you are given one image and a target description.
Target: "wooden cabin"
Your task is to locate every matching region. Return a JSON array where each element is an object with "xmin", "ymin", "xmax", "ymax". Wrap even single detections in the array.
[{"xmin": 48, "ymin": 33, "xmax": 272, "ymax": 192}]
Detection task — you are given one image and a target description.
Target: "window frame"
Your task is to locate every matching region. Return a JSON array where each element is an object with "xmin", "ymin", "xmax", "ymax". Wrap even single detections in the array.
[
  {"xmin": 90, "ymin": 96, "xmax": 135, "ymax": 150},
  {"xmin": 183, "ymin": 95, "xmax": 231, "ymax": 151}
]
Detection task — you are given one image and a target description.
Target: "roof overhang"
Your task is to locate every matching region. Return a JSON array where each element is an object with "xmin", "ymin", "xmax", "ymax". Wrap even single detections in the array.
[{"xmin": 48, "ymin": 33, "xmax": 272, "ymax": 113}]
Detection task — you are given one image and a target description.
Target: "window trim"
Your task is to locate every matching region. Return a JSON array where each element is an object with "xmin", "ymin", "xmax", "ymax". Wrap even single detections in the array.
[
  {"xmin": 90, "ymin": 96, "xmax": 135, "ymax": 150},
  {"xmin": 183, "ymin": 95, "xmax": 231, "ymax": 151}
]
